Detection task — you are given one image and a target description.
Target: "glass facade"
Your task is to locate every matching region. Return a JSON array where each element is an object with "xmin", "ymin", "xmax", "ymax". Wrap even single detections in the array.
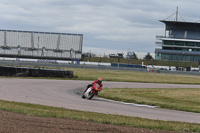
[
  {"xmin": 156, "ymin": 53, "xmax": 200, "ymax": 62},
  {"xmin": 155, "ymin": 21, "xmax": 200, "ymax": 62}
]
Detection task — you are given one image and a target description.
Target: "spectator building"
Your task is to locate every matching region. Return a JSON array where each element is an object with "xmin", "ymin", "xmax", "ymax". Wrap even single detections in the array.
[
  {"xmin": 155, "ymin": 8, "xmax": 200, "ymax": 62},
  {"xmin": 0, "ymin": 29, "xmax": 83, "ymax": 62}
]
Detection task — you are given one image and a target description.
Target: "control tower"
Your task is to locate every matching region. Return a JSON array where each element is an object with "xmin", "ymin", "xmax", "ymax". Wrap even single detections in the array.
[{"xmin": 155, "ymin": 8, "xmax": 200, "ymax": 62}]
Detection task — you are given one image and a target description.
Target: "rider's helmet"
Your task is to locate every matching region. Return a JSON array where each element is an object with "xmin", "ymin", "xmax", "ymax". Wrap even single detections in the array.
[{"xmin": 98, "ymin": 78, "xmax": 102, "ymax": 84}]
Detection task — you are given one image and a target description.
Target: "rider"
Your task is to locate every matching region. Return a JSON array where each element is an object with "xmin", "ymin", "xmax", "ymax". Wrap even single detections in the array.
[{"xmin": 87, "ymin": 78, "xmax": 103, "ymax": 92}]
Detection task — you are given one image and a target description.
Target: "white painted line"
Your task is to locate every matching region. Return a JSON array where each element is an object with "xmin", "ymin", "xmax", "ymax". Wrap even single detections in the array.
[{"xmin": 96, "ymin": 97, "xmax": 157, "ymax": 108}]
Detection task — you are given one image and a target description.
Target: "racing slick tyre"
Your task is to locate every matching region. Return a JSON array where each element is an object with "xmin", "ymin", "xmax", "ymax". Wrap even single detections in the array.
[
  {"xmin": 82, "ymin": 92, "xmax": 86, "ymax": 99},
  {"xmin": 88, "ymin": 91, "xmax": 96, "ymax": 100}
]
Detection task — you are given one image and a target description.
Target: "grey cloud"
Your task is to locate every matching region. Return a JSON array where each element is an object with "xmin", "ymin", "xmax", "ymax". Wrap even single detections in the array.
[{"xmin": 0, "ymin": 0, "xmax": 199, "ymax": 56}]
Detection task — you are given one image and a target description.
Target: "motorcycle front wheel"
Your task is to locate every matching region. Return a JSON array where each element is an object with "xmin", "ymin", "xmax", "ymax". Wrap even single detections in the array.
[
  {"xmin": 88, "ymin": 91, "xmax": 96, "ymax": 100},
  {"xmin": 81, "ymin": 88, "xmax": 87, "ymax": 99},
  {"xmin": 82, "ymin": 92, "xmax": 86, "ymax": 98}
]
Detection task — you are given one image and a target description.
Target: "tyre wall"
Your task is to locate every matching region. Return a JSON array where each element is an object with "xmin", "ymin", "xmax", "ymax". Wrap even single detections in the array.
[{"xmin": 0, "ymin": 66, "xmax": 73, "ymax": 78}]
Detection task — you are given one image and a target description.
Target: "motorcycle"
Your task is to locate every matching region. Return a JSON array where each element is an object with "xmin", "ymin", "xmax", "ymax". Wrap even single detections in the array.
[{"xmin": 82, "ymin": 83, "xmax": 99, "ymax": 100}]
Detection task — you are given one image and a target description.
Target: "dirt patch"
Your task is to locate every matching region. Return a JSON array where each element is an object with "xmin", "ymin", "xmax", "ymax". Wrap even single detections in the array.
[{"xmin": 0, "ymin": 110, "xmax": 181, "ymax": 133}]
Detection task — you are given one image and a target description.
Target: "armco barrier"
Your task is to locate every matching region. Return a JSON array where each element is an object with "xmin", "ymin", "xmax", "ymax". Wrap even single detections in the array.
[{"xmin": 0, "ymin": 66, "xmax": 73, "ymax": 78}]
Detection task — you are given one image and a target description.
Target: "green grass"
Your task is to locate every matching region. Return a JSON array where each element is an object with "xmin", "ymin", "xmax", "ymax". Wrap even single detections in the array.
[
  {"xmin": 1, "ymin": 67, "xmax": 200, "ymax": 131},
  {"xmin": 0, "ymin": 99, "xmax": 200, "ymax": 132},
  {"xmin": 64, "ymin": 67, "xmax": 200, "ymax": 84},
  {"xmin": 5, "ymin": 65, "xmax": 200, "ymax": 84},
  {"xmin": 82, "ymin": 57, "xmax": 199, "ymax": 67},
  {"xmin": 99, "ymin": 88, "xmax": 200, "ymax": 113}
]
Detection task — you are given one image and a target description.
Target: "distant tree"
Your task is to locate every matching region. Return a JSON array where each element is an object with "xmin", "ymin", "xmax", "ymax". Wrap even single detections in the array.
[
  {"xmin": 82, "ymin": 52, "xmax": 96, "ymax": 57},
  {"xmin": 109, "ymin": 53, "xmax": 117, "ymax": 58},
  {"xmin": 109, "ymin": 53, "xmax": 124, "ymax": 58},
  {"xmin": 132, "ymin": 53, "xmax": 138, "ymax": 59},
  {"xmin": 143, "ymin": 52, "xmax": 154, "ymax": 60},
  {"xmin": 126, "ymin": 52, "xmax": 138, "ymax": 59},
  {"xmin": 117, "ymin": 53, "xmax": 124, "ymax": 58}
]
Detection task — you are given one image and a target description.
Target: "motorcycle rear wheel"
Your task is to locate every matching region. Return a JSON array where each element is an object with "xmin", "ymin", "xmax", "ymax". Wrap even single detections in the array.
[{"xmin": 88, "ymin": 91, "xmax": 96, "ymax": 100}]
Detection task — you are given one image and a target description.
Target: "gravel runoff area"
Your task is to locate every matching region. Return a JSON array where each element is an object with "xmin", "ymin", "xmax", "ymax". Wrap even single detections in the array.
[{"xmin": 0, "ymin": 110, "xmax": 181, "ymax": 133}]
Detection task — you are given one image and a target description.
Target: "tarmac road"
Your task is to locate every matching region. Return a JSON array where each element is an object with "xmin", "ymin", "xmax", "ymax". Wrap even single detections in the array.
[{"xmin": 0, "ymin": 78, "xmax": 200, "ymax": 123}]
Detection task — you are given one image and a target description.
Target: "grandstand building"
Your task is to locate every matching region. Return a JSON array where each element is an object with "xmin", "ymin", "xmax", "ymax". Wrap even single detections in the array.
[
  {"xmin": 155, "ymin": 9, "xmax": 200, "ymax": 62},
  {"xmin": 0, "ymin": 29, "xmax": 83, "ymax": 62}
]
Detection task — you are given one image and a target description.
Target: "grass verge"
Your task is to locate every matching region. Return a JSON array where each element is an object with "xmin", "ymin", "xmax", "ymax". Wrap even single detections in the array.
[
  {"xmin": 64, "ymin": 67, "xmax": 200, "ymax": 84},
  {"xmin": 3, "ymin": 66, "xmax": 200, "ymax": 84},
  {"xmin": 0, "ymin": 99, "xmax": 200, "ymax": 132},
  {"xmin": 99, "ymin": 88, "xmax": 200, "ymax": 113}
]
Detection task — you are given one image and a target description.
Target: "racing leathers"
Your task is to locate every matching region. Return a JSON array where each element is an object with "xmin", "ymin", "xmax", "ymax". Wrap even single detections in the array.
[{"xmin": 87, "ymin": 80, "xmax": 103, "ymax": 92}]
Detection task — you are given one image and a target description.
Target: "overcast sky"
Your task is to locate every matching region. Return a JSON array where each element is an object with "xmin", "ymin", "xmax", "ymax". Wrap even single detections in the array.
[{"xmin": 0, "ymin": 0, "xmax": 200, "ymax": 58}]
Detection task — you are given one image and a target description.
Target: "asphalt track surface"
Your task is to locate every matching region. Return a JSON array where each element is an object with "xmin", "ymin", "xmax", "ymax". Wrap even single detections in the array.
[{"xmin": 0, "ymin": 78, "xmax": 200, "ymax": 124}]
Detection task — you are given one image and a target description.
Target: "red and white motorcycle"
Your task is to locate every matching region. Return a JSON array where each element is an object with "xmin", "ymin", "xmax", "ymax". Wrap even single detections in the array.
[{"xmin": 82, "ymin": 83, "xmax": 99, "ymax": 100}]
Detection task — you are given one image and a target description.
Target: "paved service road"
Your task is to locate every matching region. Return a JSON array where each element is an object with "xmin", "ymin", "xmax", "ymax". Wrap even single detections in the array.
[{"xmin": 0, "ymin": 78, "xmax": 200, "ymax": 123}]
